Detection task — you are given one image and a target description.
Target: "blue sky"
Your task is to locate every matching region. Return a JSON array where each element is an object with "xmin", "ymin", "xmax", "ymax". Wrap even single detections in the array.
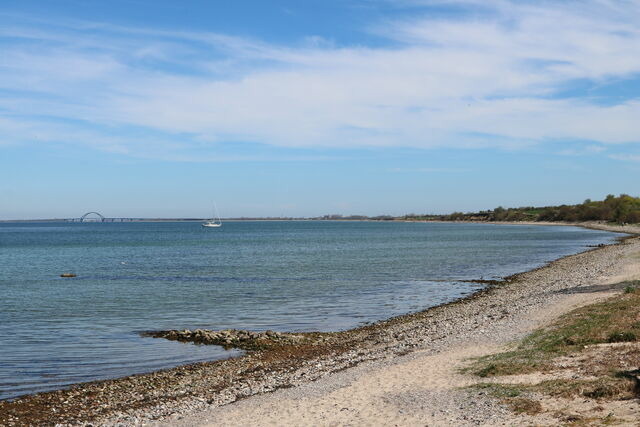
[{"xmin": 1, "ymin": 0, "xmax": 640, "ymax": 219}]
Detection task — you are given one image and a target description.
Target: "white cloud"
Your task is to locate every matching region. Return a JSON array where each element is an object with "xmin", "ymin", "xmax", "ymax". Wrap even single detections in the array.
[{"xmin": 1, "ymin": 0, "xmax": 640, "ymax": 159}]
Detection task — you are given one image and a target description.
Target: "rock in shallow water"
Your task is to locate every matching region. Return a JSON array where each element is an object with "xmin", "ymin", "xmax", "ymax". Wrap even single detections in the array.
[{"xmin": 143, "ymin": 328, "xmax": 305, "ymax": 350}]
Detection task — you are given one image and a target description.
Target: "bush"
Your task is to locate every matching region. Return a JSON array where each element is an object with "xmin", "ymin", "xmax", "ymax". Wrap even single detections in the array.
[{"xmin": 607, "ymin": 331, "xmax": 636, "ymax": 343}]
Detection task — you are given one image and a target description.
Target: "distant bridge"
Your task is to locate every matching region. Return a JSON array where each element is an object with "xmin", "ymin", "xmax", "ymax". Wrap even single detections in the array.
[
  {"xmin": 65, "ymin": 212, "xmax": 204, "ymax": 222},
  {"xmin": 80, "ymin": 212, "xmax": 105, "ymax": 222},
  {"xmin": 67, "ymin": 212, "xmax": 145, "ymax": 223}
]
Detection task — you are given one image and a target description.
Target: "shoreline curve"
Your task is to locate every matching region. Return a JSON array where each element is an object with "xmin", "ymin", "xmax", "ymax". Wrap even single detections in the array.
[{"xmin": 1, "ymin": 221, "xmax": 638, "ymax": 426}]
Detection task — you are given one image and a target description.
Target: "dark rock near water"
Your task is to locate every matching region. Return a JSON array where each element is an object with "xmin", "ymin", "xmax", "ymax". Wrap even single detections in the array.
[{"xmin": 143, "ymin": 328, "xmax": 305, "ymax": 350}]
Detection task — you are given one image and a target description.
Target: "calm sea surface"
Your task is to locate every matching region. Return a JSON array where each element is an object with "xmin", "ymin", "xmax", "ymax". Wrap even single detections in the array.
[{"xmin": 0, "ymin": 221, "xmax": 620, "ymax": 400}]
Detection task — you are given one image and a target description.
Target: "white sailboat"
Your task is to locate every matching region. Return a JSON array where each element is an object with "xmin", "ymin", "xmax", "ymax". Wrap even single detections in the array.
[{"xmin": 202, "ymin": 204, "xmax": 222, "ymax": 228}]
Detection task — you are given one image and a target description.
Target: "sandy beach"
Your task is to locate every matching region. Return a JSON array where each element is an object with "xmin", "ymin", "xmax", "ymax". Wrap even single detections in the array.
[{"xmin": 2, "ymin": 222, "xmax": 639, "ymax": 426}]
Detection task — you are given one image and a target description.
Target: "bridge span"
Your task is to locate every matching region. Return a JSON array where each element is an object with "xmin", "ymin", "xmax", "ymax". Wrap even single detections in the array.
[{"xmin": 67, "ymin": 212, "xmax": 145, "ymax": 222}]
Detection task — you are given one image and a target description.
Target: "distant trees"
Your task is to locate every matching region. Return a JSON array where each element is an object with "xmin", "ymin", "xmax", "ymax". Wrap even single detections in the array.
[
  {"xmin": 493, "ymin": 206, "xmax": 507, "ymax": 221},
  {"xmin": 410, "ymin": 194, "xmax": 640, "ymax": 224},
  {"xmin": 323, "ymin": 194, "xmax": 640, "ymax": 224}
]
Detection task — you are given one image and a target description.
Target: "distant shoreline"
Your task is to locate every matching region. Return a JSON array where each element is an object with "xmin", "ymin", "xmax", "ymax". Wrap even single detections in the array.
[
  {"xmin": 4, "ymin": 193, "xmax": 639, "ymax": 225},
  {"xmin": 0, "ymin": 218, "xmax": 349, "ymax": 222},
  {"xmin": 2, "ymin": 218, "xmax": 636, "ymax": 229}
]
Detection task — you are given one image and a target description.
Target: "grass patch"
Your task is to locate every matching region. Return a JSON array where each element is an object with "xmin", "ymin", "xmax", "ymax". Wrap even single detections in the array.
[
  {"xmin": 508, "ymin": 398, "xmax": 543, "ymax": 415},
  {"xmin": 469, "ymin": 376, "xmax": 636, "ymax": 421},
  {"xmin": 472, "ymin": 382, "xmax": 523, "ymax": 398},
  {"xmin": 470, "ymin": 383, "xmax": 542, "ymax": 415},
  {"xmin": 464, "ymin": 280, "xmax": 640, "ymax": 377},
  {"xmin": 529, "ymin": 377, "xmax": 637, "ymax": 400},
  {"xmin": 470, "ymin": 377, "xmax": 635, "ymax": 403},
  {"xmin": 464, "ymin": 283, "xmax": 640, "ymax": 421},
  {"xmin": 607, "ymin": 331, "xmax": 636, "ymax": 343}
]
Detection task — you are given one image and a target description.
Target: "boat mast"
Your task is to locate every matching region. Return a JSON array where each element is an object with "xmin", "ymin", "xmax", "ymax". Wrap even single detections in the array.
[{"xmin": 213, "ymin": 202, "xmax": 221, "ymax": 225}]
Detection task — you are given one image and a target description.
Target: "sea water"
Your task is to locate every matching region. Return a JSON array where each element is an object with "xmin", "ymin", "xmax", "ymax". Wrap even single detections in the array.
[{"xmin": 0, "ymin": 221, "xmax": 620, "ymax": 399}]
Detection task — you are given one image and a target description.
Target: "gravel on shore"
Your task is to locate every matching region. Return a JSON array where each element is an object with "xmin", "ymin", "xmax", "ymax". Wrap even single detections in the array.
[{"xmin": 1, "ymin": 222, "xmax": 638, "ymax": 426}]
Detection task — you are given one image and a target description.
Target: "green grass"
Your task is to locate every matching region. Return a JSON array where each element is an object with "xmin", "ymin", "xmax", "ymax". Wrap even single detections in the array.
[
  {"xmin": 473, "ymin": 382, "xmax": 523, "ymax": 398},
  {"xmin": 463, "ymin": 280, "xmax": 640, "ymax": 423},
  {"xmin": 607, "ymin": 331, "xmax": 636, "ymax": 343},
  {"xmin": 472, "ymin": 376, "xmax": 637, "ymax": 402},
  {"xmin": 530, "ymin": 378, "xmax": 635, "ymax": 400},
  {"xmin": 464, "ymin": 281, "xmax": 640, "ymax": 377}
]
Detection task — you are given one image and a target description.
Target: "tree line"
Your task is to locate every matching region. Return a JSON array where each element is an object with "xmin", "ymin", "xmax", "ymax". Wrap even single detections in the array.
[{"xmin": 402, "ymin": 194, "xmax": 640, "ymax": 224}]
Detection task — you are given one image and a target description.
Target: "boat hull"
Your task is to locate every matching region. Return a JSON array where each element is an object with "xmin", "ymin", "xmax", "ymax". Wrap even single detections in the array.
[{"xmin": 202, "ymin": 223, "xmax": 222, "ymax": 228}]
